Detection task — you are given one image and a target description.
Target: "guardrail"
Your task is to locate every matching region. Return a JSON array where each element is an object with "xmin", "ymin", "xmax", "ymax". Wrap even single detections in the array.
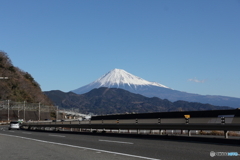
[{"xmin": 21, "ymin": 117, "xmax": 240, "ymax": 139}]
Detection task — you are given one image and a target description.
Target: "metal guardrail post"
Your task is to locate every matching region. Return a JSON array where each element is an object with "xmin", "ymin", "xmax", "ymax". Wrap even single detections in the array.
[
  {"xmin": 185, "ymin": 118, "xmax": 189, "ymax": 124},
  {"xmin": 158, "ymin": 118, "xmax": 161, "ymax": 124},
  {"xmin": 221, "ymin": 117, "xmax": 225, "ymax": 124}
]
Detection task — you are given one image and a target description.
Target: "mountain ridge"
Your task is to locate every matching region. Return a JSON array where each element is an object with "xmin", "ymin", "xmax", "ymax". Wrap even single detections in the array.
[
  {"xmin": 45, "ymin": 87, "xmax": 231, "ymax": 115},
  {"xmin": 72, "ymin": 69, "xmax": 240, "ymax": 108}
]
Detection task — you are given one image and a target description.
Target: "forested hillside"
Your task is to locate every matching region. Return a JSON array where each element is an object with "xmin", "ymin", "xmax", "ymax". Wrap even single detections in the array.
[
  {"xmin": 45, "ymin": 87, "xmax": 231, "ymax": 115},
  {"xmin": 0, "ymin": 51, "xmax": 52, "ymax": 105}
]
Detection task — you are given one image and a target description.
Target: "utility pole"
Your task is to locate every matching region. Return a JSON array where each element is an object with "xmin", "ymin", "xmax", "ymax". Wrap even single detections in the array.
[
  {"xmin": 56, "ymin": 106, "xmax": 58, "ymax": 121},
  {"xmin": 18, "ymin": 104, "xmax": 19, "ymax": 119},
  {"xmin": 23, "ymin": 101, "xmax": 26, "ymax": 121},
  {"xmin": 39, "ymin": 102, "xmax": 41, "ymax": 121},
  {"xmin": 1, "ymin": 77, "xmax": 9, "ymax": 122},
  {"xmin": 7, "ymin": 100, "xmax": 10, "ymax": 122}
]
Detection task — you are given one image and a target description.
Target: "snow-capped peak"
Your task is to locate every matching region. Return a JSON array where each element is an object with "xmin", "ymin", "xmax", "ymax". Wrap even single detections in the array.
[
  {"xmin": 72, "ymin": 68, "xmax": 169, "ymax": 95},
  {"xmin": 93, "ymin": 68, "xmax": 169, "ymax": 88}
]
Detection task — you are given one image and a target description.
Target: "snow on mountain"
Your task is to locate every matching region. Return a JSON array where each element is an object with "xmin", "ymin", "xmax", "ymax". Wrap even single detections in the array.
[
  {"xmin": 95, "ymin": 69, "xmax": 168, "ymax": 88},
  {"xmin": 72, "ymin": 68, "xmax": 169, "ymax": 94}
]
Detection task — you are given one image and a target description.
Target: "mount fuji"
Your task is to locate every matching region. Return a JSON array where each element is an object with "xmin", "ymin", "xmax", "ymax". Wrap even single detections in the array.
[
  {"xmin": 72, "ymin": 69, "xmax": 240, "ymax": 108},
  {"xmin": 72, "ymin": 68, "xmax": 169, "ymax": 94}
]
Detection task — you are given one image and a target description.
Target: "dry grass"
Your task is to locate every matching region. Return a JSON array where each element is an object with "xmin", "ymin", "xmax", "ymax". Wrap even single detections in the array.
[{"xmin": 199, "ymin": 130, "xmax": 240, "ymax": 136}]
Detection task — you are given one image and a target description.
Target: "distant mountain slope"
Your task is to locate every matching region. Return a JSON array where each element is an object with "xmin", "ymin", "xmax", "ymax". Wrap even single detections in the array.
[
  {"xmin": 45, "ymin": 87, "xmax": 231, "ymax": 115},
  {"xmin": 72, "ymin": 69, "xmax": 240, "ymax": 108},
  {"xmin": 0, "ymin": 51, "xmax": 52, "ymax": 105}
]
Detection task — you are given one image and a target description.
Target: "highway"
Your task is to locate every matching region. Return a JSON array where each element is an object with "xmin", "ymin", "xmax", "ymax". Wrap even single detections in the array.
[{"xmin": 0, "ymin": 125, "xmax": 239, "ymax": 160}]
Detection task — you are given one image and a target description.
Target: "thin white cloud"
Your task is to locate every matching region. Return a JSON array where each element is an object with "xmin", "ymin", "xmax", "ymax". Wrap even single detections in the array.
[{"xmin": 188, "ymin": 78, "xmax": 206, "ymax": 83}]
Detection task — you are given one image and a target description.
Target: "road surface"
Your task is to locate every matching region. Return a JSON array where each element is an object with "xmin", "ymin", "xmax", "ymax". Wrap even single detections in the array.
[{"xmin": 0, "ymin": 125, "xmax": 239, "ymax": 160}]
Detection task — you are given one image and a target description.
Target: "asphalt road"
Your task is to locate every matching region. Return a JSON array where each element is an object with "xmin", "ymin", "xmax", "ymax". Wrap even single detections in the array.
[{"xmin": 0, "ymin": 125, "xmax": 239, "ymax": 160}]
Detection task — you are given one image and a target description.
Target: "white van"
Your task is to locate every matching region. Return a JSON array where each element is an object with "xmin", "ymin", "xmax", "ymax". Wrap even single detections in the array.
[{"xmin": 9, "ymin": 121, "xmax": 20, "ymax": 130}]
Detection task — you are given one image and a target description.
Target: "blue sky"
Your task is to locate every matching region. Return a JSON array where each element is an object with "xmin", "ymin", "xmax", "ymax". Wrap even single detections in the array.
[{"xmin": 0, "ymin": 0, "xmax": 240, "ymax": 98}]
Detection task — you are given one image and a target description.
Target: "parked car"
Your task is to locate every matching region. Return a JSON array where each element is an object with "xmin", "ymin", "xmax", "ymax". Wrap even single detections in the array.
[{"xmin": 9, "ymin": 121, "xmax": 20, "ymax": 130}]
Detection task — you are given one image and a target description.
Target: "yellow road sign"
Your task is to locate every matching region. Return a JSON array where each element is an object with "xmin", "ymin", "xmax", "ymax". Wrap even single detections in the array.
[{"xmin": 184, "ymin": 115, "xmax": 190, "ymax": 119}]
